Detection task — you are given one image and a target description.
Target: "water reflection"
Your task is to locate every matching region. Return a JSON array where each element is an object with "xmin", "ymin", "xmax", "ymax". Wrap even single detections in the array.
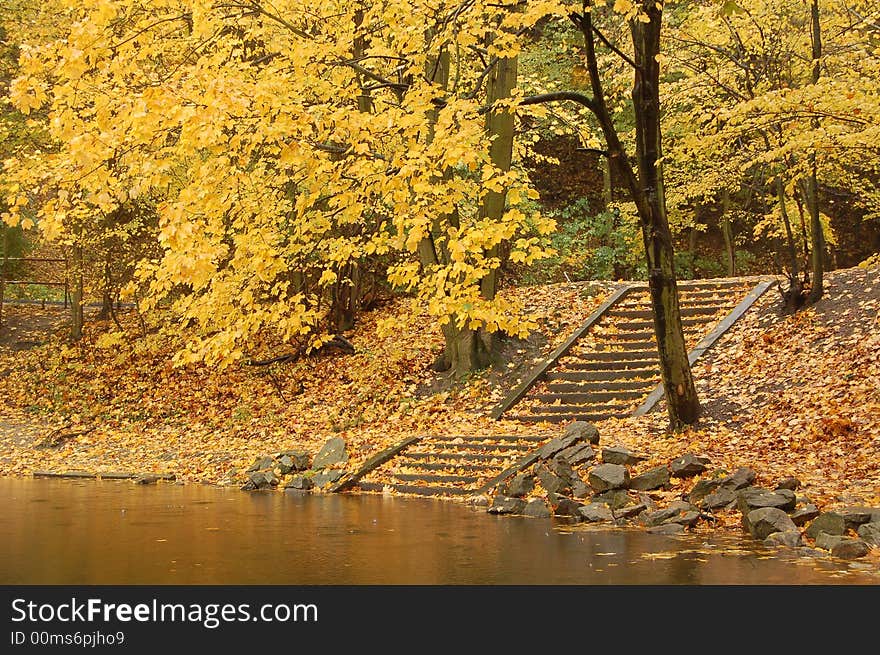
[{"xmin": 0, "ymin": 478, "xmax": 876, "ymax": 585}]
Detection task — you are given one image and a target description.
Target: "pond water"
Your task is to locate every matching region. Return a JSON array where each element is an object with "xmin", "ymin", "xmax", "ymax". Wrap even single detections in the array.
[{"xmin": 1, "ymin": 478, "xmax": 877, "ymax": 585}]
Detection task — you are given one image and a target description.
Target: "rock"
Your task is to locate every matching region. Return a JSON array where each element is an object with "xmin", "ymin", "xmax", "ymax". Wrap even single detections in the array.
[
  {"xmin": 246, "ymin": 470, "xmax": 279, "ymax": 489},
  {"xmin": 587, "ymin": 464, "xmax": 630, "ymax": 493},
  {"xmin": 638, "ymin": 493, "xmax": 658, "ymax": 512},
  {"xmin": 487, "ymin": 496, "xmax": 526, "ymax": 515},
  {"xmin": 277, "ymin": 455, "xmax": 296, "ymax": 475},
  {"xmin": 613, "ymin": 503, "xmax": 648, "ymax": 520},
  {"xmin": 571, "ymin": 479, "xmax": 592, "ymax": 499},
  {"xmin": 536, "ymin": 465, "xmax": 571, "ymax": 495},
  {"xmin": 312, "ymin": 437, "xmax": 348, "ymax": 469},
  {"xmin": 700, "ymin": 488, "xmax": 737, "ymax": 511},
  {"xmin": 601, "ymin": 446, "xmax": 646, "ymax": 466},
  {"xmin": 592, "ymin": 489, "xmax": 632, "ymax": 510},
  {"xmin": 563, "ymin": 421, "xmax": 600, "ymax": 445},
  {"xmin": 629, "ymin": 466, "xmax": 670, "ymax": 491},
  {"xmin": 284, "ymin": 475, "xmax": 314, "ymax": 491},
  {"xmin": 670, "ymin": 511, "xmax": 701, "ymax": 527},
  {"xmin": 551, "ymin": 495, "xmax": 584, "ymax": 517},
  {"xmin": 688, "ymin": 478, "xmax": 722, "ymax": 505},
  {"xmin": 246, "ymin": 456, "xmax": 275, "ymax": 473},
  {"xmin": 815, "ymin": 533, "xmax": 848, "ymax": 551},
  {"xmin": 279, "ymin": 451, "xmax": 311, "ymax": 471},
  {"xmin": 536, "ymin": 434, "xmax": 580, "ymax": 460},
  {"xmin": 549, "ymin": 456, "xmax": 575, "ymax": 482},
  {"xmin": 841, "ymin": 507, "xmax": 879, "ymax": 531},
  {"xmin": 134, "ymin": 474, "xmax": 161, "ymax": 485},
  {"xmin": 790, "ymin": 504, "xmax": 820, "ymax": 527},
  {"xmin": 647, "ymin": 523, "xmax": 685, "ymax": 535},
  {"xmin": 523, "ymin": 498, "xmax": 551, "ymax": 518},
  {"xmin": 775, "ymin": 477, "xmax": 800, "ymax": 491},
  {"xmin": 804, "ymin": 512, "xmax": 847, "ymax": 540},
  {"xmin": 830, "ymin": 539, "xmax": 871, "ymax": 560},
  {"xmin": 669, "ymin": 453, "xmax": 711, "ymax": 478},
  {"xmin": 642, "ymin": 501, "xmax": 698, "ymax": 527},
  {"xmin": 857, "ymin": 522, "xmax": 880, "ymax": 546},
  {"xmin": 718, "ymin": 467, "xmax": 757, "ymax": 491},
  {"xmin": 240, "ymin": 480, "xmax": 257, "ymax": 491},
  {"xmin": 764, "ymin": 531, "xmax": 803, "ymax": 548},
  {"xmin": 746, "ymin": 508, "xmax": 798, "ymax": 540},
  {"xmin": 558, "ymin": 443, "xmax": 596, "ymax": 466},
  {"xmin": 468, "ymin": 494, "xmax": 491, "ymax": 507},
  {"xmin": 578, "ymin": 503, "xmax": 614, "ymax": 523},
  {"xmin": 503, "ymin": 473, "xmax": 535, "ymax": 499},
  {"xmin": 312, "ymin": 469, "xmax": 345, "ymax": 488},
  {"xmin": 737, "ymin": 487, "xmax": 796, "ymax": 514}
]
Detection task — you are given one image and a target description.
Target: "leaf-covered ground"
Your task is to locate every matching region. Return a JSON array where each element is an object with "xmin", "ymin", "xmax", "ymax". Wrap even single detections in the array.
[{"xmin": 1, "ymin": 267, "xmax": 878, "ymax": 539}]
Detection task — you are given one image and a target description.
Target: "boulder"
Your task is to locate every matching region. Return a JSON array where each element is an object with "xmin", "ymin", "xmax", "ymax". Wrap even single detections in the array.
[
  {"xmin": 718, "ymin": 467, "xmax": 757, "ymax": 491},
  {"xmin": 312, "ymin": 469, "xmax": 345, "ymax": 488},
  {"xmin": 277, "ymin": 455, "xmax": 297, "ymax": 475},
  {"xmin": 246, "ymin": 469, "xmax": 279, "ymax": 490},
  {"xmin": 642, "ymin": 501, "xmax": 698, "ymax": 527},
  {"xmin": 587, "ymin": 464, "xmax": 630, "ymax": 493},
  {"xmin": 284, "ymin": 475, "xmax": 314, "ymax": 491},
  {"xmin": 503, "ymin": 473, "xmax": 535, "ymax": 499},
  {"xmin": 700, "ymin": 488, "xmax": 737, "ymax": 511},
  {"xmin": 774, "ymin": 477, "xmax": 800, "ymax": 491},
  {"xmin": 736, "ymin": 487, "xmax": 796, "ymax": 514},
  {"xmin": 830, "ymin": 539, "xmax": 871, "ymax": 560},
  {"xmin": 536, "ymin": 434, "xmax": 580, "ymax": 460},
  {"xmin": 763, "ymin": 531, "xmax": 803, "ymax": 548},
  {"xmin": 279, "ymin": 450, "xmax": 311, "ymax": 472},
  {"xmin": 613, "ymin": 503, "xmax": 648, "ymax": 521},
  {"xmin": 804, "ymin": 512, "xmax": 847, "ymax": 540},
  {"xmin": 629, "ymin": 466, "xmax": 670, "ymax": 491},
  {"xmin": 551, "ymin": 495, "xmax": 584, "ymax": 517},
  {"xmin": 601, "ymin": 446, "xmax": 646, "ymax": 466},
  {"xmin": 536, "ymin": 465, "xmax": 571, "ymax": 495},
  {"xmin": 558, "ymin": 443, "xmax": 596, "ymax": 466},
  {"xmin": 549, "ymin": 456, "xmax": 575, "ymax": 482},
  {"xmin": 523, "ymin": 498, "xmax": 551, "ymax": 518},
  {"xmin": 647, "ymin": 523, "xmax": 686, "ymax": 535},
  {"xmin": 815, "ymin": 533, "xmax": 847, "ymax": 551},
  {"xmin": 571, "ymin": 479, "xmax": 592, "ymax": 499},
  {"xmin": 487, "ymin": 496, "xmax": 526, "ymax": 515},
  {"xmin": 790, "ymin": 504, "xmax": 820, "ymax": 527},
  {"xmin": 312, "ymin": 437, "xmax": 348, "ymax": 469},
  {"xmin": 745, "ymin": 508, "xmax": 798, "ymax": 540},
  {"xmin": 246, "ymin": 456, "xmax": 275, "ymax": 473},
  {"xmin": 468, "ymin": 494, "xmax": 491, "ymax": 507},
  {"xmin": 670, "ymin": 453, "xmax": 711, "ymax": 478},
  {"xmin": 688, "ymin": 478, "xmax": 721, "ymax": 505},
  {"xmin": 563, "ymin": 421, "xmax": 600, "ymax": 445},
  {"xmin": 578, "ymin": 503, "xmax": 614, "ymax": 523},
  {"xmin": 592, "ymin": 489, "xmax": 633, "ymax": 510},
  {"xmin": 857, "ymin": 522, "xmax": 880, "ymax": 546},
  {"xmin": 841, "ymin": 507, "xmax": 880, "ymax": 531}
]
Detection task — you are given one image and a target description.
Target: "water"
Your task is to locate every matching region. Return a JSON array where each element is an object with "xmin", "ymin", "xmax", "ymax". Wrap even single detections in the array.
[{"xmin": 1, "ymin": 478, "xmax": 877, "ymax": 584}]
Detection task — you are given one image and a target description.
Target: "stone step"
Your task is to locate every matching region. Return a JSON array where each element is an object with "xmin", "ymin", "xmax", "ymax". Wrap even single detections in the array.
[
  {"xmin": 401, "ymin": 452, "xmax": 520, "ymax": 463},
  {"xmin": 608, "ymin": 317, "xmax": 712, "ymax": 331},
  {"xmin": 357, "ymin": 481, "xmax": 472, "ymax": 496},
  {"xmin": 544, "ymin": 366, "xmax": 658, "ymax": 379},
  {"xmin": 525, "ymin": 402, "xmax": 646, "ymax": 414},
  {"xmin": 560, "ymin": 357, "xmax": 659, "ymax": 370},
  {"xmin": 420, "ymin": 434, "xmax": 546, "ymax": 443},
  {"xmin": 569, "ymin": 350, "xmax": 659, "ymax": 362},
  {"xmin": 574, "ymin": 338, "xmax": 658, "ymax": 351},
  {"xmin": 533, "ymin": 388, "xmax": 649, "ymax": 402},
  {"xmin": 413, "ymin": 442, "xmax": 531, "ymax": 453},
  {"xmin": 534, "ymin": 388, "xmax": 654, "ymax": 404},
  {"xmin": 396, "ymin": 461, "xmax": 497, "ymax": 473},
  {"xmin": 529, "ymin": 399, "xmax": 638, "ymax": 414},
  {"xmin": 510, "ymin": 412, "xmax": 630, "ymax": 424},
  {"xmin": 607, "ymin": 306, "xmax": 722, "ymax": 319},
  {"xmin": 542, "ymin": 375, "xmax": 655, "ymax": 390},
  {"xmin": 393, "ymin": 473, "xmax": 483, "ymax": 484}
]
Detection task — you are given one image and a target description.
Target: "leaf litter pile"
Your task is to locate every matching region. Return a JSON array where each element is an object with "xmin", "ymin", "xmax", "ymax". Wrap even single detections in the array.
[{"xmin": 1, "ymin": 267, "xmax": 878, "ymax": 540}]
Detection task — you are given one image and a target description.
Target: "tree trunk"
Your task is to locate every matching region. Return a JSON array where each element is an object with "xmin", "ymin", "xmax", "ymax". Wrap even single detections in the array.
[
  {"xmin": 629, "ymin": 5, "xmax": 701, "ymax": 427},
  {"xmin": 805, "ymin": 0, "xmax": 824, "ymax": 304},
  {"xmin": 778, "ymin": 177, "xmax": 804, "ymax": 312},
  {"xmin": 70, "ymin": 245, "xmax": 84, "ymax": 341},
  {"xmin": 720, "ymin": 188, "xmax": 735, "ymax": 276}
]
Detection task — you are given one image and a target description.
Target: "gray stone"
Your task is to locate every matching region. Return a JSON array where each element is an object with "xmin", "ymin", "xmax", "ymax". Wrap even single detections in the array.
[
  {"xmin": 815, "ymin": 532, "xmax": 848, "ymax": 551},
  {"xmin": 487, "ymin": 496, "xmax": 526, "ymax": 515},
  {"xmin": 746, "ymin": 508, "xmax": 798, "ymax": 540},
  {"xmin": 668, "ymin": 511, "xmax": 701, "ymax": 527},
  {"xmin": 279, "ymin": 451, "xmax": 311, "ymax": 471},
  {"xmin": 700, "ymin": 488, "xmax": 737, "ymax": 511},
  {"xmin": 246, "ymin": 456, "xmax": 275, "ymax": 473},
  {"xmin": 613, "ymin": 502, "xmax": 648, "ymax": 520},
  {"xmin": 669, "ymin": 453, "xmax": 711, "ymax": 478},
  {"xmin": 134, "ymin": 474, "xmax": 161, "ymax": 485},
  {"xmin": 629, "ymin": 466, "xmax": 670, "ymax": 491},
  {"xmin": 277, "ymin": 455, "xmax": 296, "ymax": 475},
  {"xmin": 563, "ymin": 421, "xmax": 600, "ymax": 445},
  {"xmin": 552, "ymin": 496, "xmax": 584, "ymax": 517},
  {"xmin": 718, "ymin": 467, "xmax": 757, "ymax": 491},
  {"xmin": 857, "ymin": 522, "xmax": 880, "ymax": 546},
  {"xmin": 536, "ymin": 465, "xmax": 571, "ymax": 494},
  {"xmin": 642, "ymin": 501, "xmax": 699, "ymax": 527},
  {"xmin": 763, "ymin": 531, "xmax": 804, "ymax": 548},
  {"xmin": 592, "ymin": 489, "xmax": 633, "ymax": 510},
  {"xmin": 587, "ymin": 464, "xmax": 630, "ymax": 493},
  {"xmin": 805, "ymin": 512, "xmax": 847, "ymax": 540},
  {"xmin": 688, "ymin": 478, "xmax": 722, "ymax": 505},
  {"xmin": 523, "ymin": 498, "xmax": 551, "ymax": 518},
  {"xmin": 578, "ymin": 503, "xmax": 614, "ymax": 523},
  {"xmin": 791, "ymin": 504, "xmax": 820, "ymax": 526},
  {"xmin": 647, "ymin": 523, "xmax": 686, "ymax": 535},
  {"xmin": 469, "ymin": 494, "xmax": 491, "ymax": 507},
  {"xmin": 638, "ymin": 493, "xmax": 658, "ymax": 512},
  {"xmin": 312, "ymin": 437, "xmax": 348, "ymax": 469},
  {"xmin": 312, "ymin": 469, "xmax": 345, "ymax": 488},
  {"xmin": 571, "ymin": 479, "xmax": 592, "ymax": 499},
  {"xmin": 247, "ymin": 470, "xmax": 279, "ymax": 489},
  {"xmin": 841, "ymin": 507, "xmax": 879, "ymax": 530},
  {"xmin": 796, "ymin": 547, "xmax": 830, "ymax": 559},
  {"xmin": 601, "ymin": 446, "xmax": 646, "ymax": 466},
  {"xmin": 284, "ymin": 475, "xmax": 314, "ymax": 491},
  {"xmin": 830, "ymin": 539, "xmax": 871, "ymax": 560},
  {"xmin": 775, "ymin": 476, "xmax": 800, "ymax": 491},
  {"xmin": 558, "ymin": 443, "xmax": 596, "ymax": 466},
  {"xmin": 536, "ymin": 433, "xmax": 580, "ymax": 460},
  {"xmin": 737, "ymin": 487, "xmax": 796, "ymax": 514},
  {"xmin": 504, "ymin": 473, "xmax": 535, "ymax": 498},
  {"xmin": 549, "ymin": 456, "xmax": 575, "ymax": 482}
]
